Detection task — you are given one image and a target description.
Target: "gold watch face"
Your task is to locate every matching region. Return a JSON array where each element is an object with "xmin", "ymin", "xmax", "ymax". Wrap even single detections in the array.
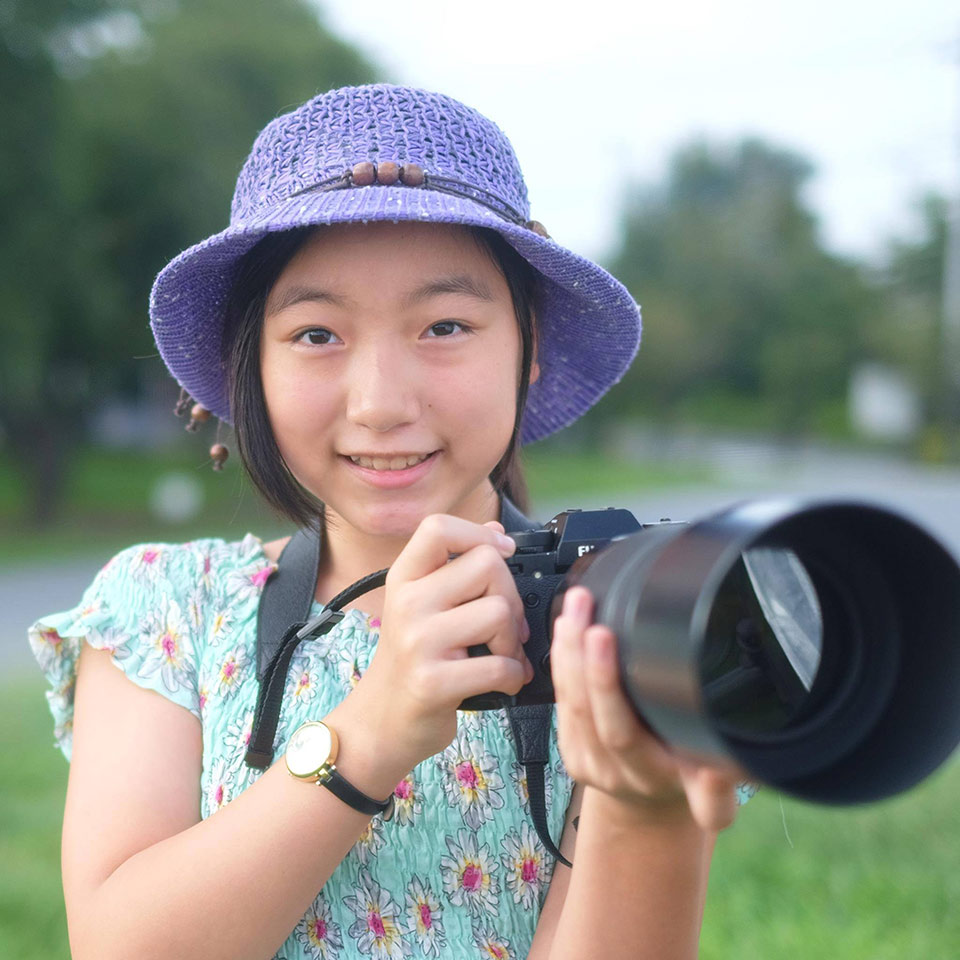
[{"xmin": 285, "ymin": 721, "xmax": 337, "ymax": 779}]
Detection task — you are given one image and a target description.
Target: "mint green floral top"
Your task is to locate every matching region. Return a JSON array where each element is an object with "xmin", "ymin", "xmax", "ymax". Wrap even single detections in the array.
[{"xmin": 29, "ymin": 534, "xmax": 577, "ymax": 960}]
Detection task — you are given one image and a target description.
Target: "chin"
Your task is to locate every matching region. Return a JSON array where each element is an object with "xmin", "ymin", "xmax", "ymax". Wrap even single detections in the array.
[{"xmin": 341, "ymin": 499, "xmax": 438, "ymax": 540}]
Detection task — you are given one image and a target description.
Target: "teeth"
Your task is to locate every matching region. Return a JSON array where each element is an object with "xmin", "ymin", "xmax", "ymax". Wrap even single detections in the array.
[{"xmin": 349, "ymin": 453, "xmax": 431, "ymax": 471}]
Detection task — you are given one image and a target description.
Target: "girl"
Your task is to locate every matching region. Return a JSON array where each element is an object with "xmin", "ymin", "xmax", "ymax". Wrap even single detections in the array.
[{"xmin": 30, "ymin": 83, "xmax": 747, "ymax": 960}]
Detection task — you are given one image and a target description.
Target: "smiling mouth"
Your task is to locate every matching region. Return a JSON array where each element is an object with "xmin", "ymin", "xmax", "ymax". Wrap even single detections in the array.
[{"xmin": 344, "ymin": 452, "xmax": 437, "ymax": 471}]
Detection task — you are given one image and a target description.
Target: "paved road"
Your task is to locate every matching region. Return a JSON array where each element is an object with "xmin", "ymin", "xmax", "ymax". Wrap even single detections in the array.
[{"xmin": 5, "ymin": 454, "xmax": 960, "ymax": 675}]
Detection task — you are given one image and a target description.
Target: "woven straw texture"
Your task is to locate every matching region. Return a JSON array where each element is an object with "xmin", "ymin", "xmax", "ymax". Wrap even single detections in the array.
[{"xmin": 149, "ymin": 83, "xmax": 641, "ymax": 444}]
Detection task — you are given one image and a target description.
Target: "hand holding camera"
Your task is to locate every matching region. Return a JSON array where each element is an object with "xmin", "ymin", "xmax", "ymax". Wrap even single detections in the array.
[
  {"xmin": 345, "ymin": 514, "xmax": 533, "ymax": 771},
  {"xmin": 552, "ymin": 584, "xmax": 743, "ymax": 832}
]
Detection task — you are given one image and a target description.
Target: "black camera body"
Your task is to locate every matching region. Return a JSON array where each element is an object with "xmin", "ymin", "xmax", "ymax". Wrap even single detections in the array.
[{"xmin": 460, "ymin": 506, "xmax": 645, "ymax": 711}]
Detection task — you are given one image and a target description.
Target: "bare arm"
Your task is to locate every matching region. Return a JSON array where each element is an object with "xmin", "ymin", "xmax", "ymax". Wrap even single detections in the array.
[
  {"xmin": 64, "ymin": 643, "xmax": 409, "ymax": 960},
  {"xmin": 530, "ymin": 785, "xmax": 718, "ymax": 959}
]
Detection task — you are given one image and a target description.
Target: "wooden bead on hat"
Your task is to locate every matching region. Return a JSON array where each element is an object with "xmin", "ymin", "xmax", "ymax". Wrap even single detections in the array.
[
  {"xmin": 351, "ymin": 161, "xmax": 376, "ymax": 186},
  {"xmin": 526, "ymin": 220, "xmax": 550, "ymax": 238},
  {"xmin": 210, "ymin": 443, "xmax": 229, "ymax": 471},
  {"xmin": 377, "ymin": 161, "xmax": 400, "ymax": 185},
  {"xmin": 399, "ymin": 163, "xmax": 425, "ymax": 186},
  {"xmin": 186, "ymin": 403, "xmax": 211, "ymax": 432},
  {"xmin": 173, "ymin": 389, "xmax": 193, "ymax": 417}
]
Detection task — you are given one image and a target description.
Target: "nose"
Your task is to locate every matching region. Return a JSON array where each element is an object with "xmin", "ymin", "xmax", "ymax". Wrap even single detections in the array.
[{"xmin": 345, "ymin": 342, "xmax": 421, "ymax": 432}]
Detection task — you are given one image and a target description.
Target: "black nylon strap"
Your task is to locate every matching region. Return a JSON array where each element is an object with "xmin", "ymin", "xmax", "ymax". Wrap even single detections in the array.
[
  {"xmin": 244, "ymin": 610, "xmax": 342, "ymax": 768},
  {"xmin": 256, "ymin": 526, "xmax": 322, "ymax": 681},
  {"xmin": 506, "ymin": 704, "xmax": 572, "ymax": 867}
]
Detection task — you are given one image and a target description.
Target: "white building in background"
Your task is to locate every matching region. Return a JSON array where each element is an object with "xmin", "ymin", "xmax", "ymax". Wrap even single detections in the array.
[{"xmin": 848, "ymin": 363, "xmax": 921, "ymax": 442}]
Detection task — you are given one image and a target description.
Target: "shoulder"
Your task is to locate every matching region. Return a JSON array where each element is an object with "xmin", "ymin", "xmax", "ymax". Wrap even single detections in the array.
[
  {"xmin": 84, "ymin": 532, "xmax": 278, "ymax": 610},
  {"xmin": 98, "ymin": 532, "xmax": 269, "ymax": 584},
  {"xmin": 261, "ymin": 535, "xmax": 291, "ymax": 565}
]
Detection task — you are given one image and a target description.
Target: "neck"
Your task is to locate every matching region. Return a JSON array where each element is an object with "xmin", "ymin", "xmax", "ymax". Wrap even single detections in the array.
[{"xmin": 314, "ymin": 482, "xmax": 504, "ymax": 615}]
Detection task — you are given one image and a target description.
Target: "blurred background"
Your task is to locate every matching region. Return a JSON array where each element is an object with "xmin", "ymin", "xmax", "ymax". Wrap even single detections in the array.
[{"xmin": 1, "ymin": 1, "xmax": 958, "ymax": 957}]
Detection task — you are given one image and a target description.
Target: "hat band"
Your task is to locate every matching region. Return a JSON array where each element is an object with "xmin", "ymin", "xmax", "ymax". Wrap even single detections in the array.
[{"xmin": 285, "ymin": 161, "xmax": 550, "ymax": 239}]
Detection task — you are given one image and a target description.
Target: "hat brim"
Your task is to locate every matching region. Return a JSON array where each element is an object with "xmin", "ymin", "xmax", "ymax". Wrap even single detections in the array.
[{"xmin": 149, "ymin": 184, "xmax": 641, "ymax": 445}]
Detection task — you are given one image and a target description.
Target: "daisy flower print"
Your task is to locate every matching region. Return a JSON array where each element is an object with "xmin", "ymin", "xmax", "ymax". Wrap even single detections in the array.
[
  {"xmin": 216, "ymin": 646, "xmax": 250, "ymax": 699},
  {"xmin": 439, "ymin": 829, "xmax": 500, "ymax": 918},
  {"xmin": 207, "ymin": 604, "xmax": 234, "ymax": 647},
  {"xmin": 204, "ymin": 756, "xmax": 235, "ymax": 815},
  {"xmin": 402, "ymin": 875, "xmax": 446, "ymax": 957},
  {"xmin": 500, "ymin": 822, "xmax": 547, "ymax": 910},
  {"xmin": 223, "ymin": 711, "xmax": 255, "ymax": 769},
  {"xmin": 130, "ymin": 544, "xmax": 166, "ymax": 584},
  {"xmin": 136, "ymin": 598, "xmax": 195, "ymax": 695},
  {"xmin": 391, "ymin": 774, "xmax": 422, "ymax": 827},
  {"xmin": 472, "ymin": 921, "xmax": 513, "ymax": 960},
  {"xmin": 438, "ymin": 729, "xmax": 505, "ymax": 830},
  {"xmin": 343, "ymin": 868, "xmax": 409, "ymax": 959},
  {"xmin": 225, "ymin": 560, "xmax": 275, "ymax": 605},
  {"xmin": 286, "ymin": 657, "xmax": 320, "ymax": 707},
  {"xmin": 352, "ymin": 813, "xmax": 387, "ymax": 865},
  {"xmin": 296, "ymin": 896, "xmax": 344, "ymax": 959},
  {"xmin": 509, "ymin": 759, "xmax": 553, "ymax": 813}
]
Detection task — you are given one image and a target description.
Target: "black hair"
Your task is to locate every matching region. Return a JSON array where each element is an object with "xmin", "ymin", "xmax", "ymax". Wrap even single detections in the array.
[{"xmin": 222, "ymin": 223, "xmax": 540, "ymax": 531}]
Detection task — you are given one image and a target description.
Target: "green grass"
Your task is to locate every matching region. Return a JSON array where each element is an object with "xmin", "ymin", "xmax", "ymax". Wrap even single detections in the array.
[
  {"xmin": 0, "ymin": 446, "xmax": 288, "ymax": 567},
  {"xmin": 0, "ymin": 675, "xmax": 71, "ymax": 960},
  {"xmin": 702, "ymin": 766, "xmax": 959, "ymax": 958},
  {"xmin": 522, "ymin": 446, "xmax": 713, "ymax": 503},
  {"xmin": 3, "ymin": 670, "xmax": 957, "ymax": 959}
]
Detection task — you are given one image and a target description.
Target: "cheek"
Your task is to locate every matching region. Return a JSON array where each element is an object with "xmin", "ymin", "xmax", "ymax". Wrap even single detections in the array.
[
  {"xmin": 435, "ymin": 359, "xmax": 518, "ymax": 448},
  {"xmin": 261, "ymin": 356, "xmax": 339, "ymax": 458}
]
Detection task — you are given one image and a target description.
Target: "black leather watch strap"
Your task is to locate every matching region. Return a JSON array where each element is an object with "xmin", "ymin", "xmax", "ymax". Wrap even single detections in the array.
[{"xmin": 321, "ymin": 767, "xmax": 394, "ymax": 819}]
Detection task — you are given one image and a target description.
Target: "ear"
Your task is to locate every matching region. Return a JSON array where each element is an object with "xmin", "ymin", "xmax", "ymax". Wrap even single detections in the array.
[{"xmin": 528, "ymin": 313, "xmax": 540, "ymax": 385}]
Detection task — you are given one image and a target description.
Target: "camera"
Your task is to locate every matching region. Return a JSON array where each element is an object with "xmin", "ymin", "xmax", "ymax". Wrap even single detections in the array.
[{"xmin": 461, "ymin": 499, "xmax": 960, "ymax": 806}]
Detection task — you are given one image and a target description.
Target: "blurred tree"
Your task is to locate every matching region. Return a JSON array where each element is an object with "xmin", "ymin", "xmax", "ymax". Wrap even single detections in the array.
[
  {"xmin": 1, "ymin": 0, "xmax": 378, "ymax": 524},
  {"xmin": 872, "ymin": 193, "xmax": 949, "ymax": 452},
  {"xmin": 604, "ymin": 138, "xmax": 877, "ymax": 438}
]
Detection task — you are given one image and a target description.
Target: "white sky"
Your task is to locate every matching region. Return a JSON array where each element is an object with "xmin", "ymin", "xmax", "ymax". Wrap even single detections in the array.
[{"xmin": 316, "ymin": 0, "xmax": 959, "ymax": 265}]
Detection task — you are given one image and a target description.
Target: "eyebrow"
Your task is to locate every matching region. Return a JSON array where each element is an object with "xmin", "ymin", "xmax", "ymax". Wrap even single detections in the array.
[{"xmin": 267, "ymin": 273, "xmax": 496, "ymax": 317}]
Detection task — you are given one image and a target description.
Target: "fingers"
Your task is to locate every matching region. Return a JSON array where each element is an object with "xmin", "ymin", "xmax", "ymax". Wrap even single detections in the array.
[
  {"xmin": 430, "ymin": 596, "xmax": 531, "ymax": 672},
  {"xmin": 389, "ymin": 514, "xmax": 515, "ymax": 584},
  {"xmin": 423, "ymin": 543, "xmax": 525, "ymax": 627},
  {"xmin": 564, "ymin": 588, "xmax": 675, "ymax": 782},
  {"xmin": 582, "ymin": 626, "xmax": 645, "ymax": 751},
  {"xmin": 679, "ymin": 766, "xmax": 740, "ymax": 832},
  {"xmin": 551, "ymin": 587, "xmax": 600, "ymax": 761},
  {"xmin": 440, "ymin": 653, "xmax": 529, "ymax": 703}
]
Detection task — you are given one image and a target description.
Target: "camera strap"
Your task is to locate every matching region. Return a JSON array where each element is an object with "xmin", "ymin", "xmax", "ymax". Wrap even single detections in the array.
[{"xmin": 245, "ymin": 497, "xmax": 570, "ymax": 867}]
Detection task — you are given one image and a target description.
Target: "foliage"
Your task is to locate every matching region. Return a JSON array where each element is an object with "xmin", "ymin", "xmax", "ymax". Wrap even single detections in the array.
[
  {"xmin": 603, "ymin": 138, "xmax": 880, "ymax": 438},
  {"xmin": 870, "ymin": 193, "xmax": 950, "ymax": 443},
  {"xmin": 0, "ymin": 0, "xmax": 380, "ymax": 523}
]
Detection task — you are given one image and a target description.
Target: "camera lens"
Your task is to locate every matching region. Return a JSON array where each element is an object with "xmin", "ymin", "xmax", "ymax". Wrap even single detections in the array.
[
  {"xmin": 700, "ymin": 548, "xmax": 822, "ymax": 737},
  {"xmin": 578, "ymin": 499, "xmax": 960, "ymax": 803}
]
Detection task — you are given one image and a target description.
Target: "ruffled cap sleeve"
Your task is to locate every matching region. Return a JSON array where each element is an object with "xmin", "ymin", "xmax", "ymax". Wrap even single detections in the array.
[{"xmin": 27, "ymin": 540, "xmax": 215, "ymax": 761}]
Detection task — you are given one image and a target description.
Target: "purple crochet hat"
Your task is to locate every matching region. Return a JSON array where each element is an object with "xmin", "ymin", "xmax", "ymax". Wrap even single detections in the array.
[{"xmin": 149, "ymin": 83, "xmax": 641, "ymax": 445}]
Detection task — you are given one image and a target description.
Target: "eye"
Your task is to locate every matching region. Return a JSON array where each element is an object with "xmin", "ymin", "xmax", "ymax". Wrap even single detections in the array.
[
  {"xmin": 296, "ymin": 328, "xmax": 341, "ymax": 346},
  {"xmin": 425, "ymin": 320, "xmax": 471, "ymax": 338}
]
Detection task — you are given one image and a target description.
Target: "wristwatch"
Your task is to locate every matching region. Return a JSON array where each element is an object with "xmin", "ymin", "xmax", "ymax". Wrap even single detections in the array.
[{"xmin": 285, "ymin": 720, "xmax": 394, "ymax": 819}]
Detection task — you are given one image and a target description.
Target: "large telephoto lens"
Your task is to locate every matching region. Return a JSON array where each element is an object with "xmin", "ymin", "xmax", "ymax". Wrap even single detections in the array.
[{"xmin": 572, "ymin": 500, "xmax": 960, "ymax": 804}]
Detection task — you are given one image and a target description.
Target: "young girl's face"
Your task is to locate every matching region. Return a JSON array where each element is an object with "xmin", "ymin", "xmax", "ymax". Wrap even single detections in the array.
[{"xmin": 260, "ymin": 221, "xmax": 537, "ymax": 541}]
